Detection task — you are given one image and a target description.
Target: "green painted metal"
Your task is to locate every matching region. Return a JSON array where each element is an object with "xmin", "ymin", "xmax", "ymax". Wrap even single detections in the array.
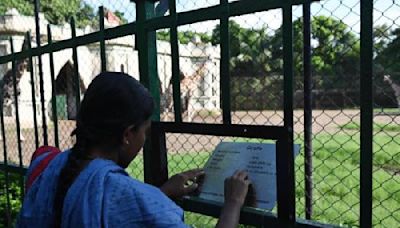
[
  {"xmin": 220, "ymin": 0, "xmax": 231, "ymax": 124},
  {"xmin": 99, "ymin": 6, "xmax": 107, "ymax": 72},
  {"xmin": 47, "ymin": 25, "xmax": 60, "ymax": 148},
  {"xmin": 0, "ymin": 23, "xmax": 137, "ymax": 65},
  {"xmin": 175, "ymin": 197, "xmax": 339, "ymax": 228},
  {"xmin": 302, "ymin": 2, "xmax": 313, "ymax": 219},
  {"xmin": 143, "ymin": 0, "xmax": 320, "ymax": 31},
  {"xmin": 34, "ymin": 0, "xmax": 49, "ymax": 145},
  {"xmin": 136, "ymin": 1, "xmax": 160, "ymax": 120},
  {"xmin": 168, "ymin": 0, "xmax": 182, "ymax": 123},
  {"xmin": 0, "ymin": 0, "xmax": 320, "ymax": 67},
  {"xmin": 71, "ymin": 17, "xmax": 81, "ymax": 118},
  {"xmin": 54, "ymin": 96, "xmax": 68, "ymax": 120},
  {"xmin": 26, "ymin": 32, "xmax": 39, "ymax": 149},
  {"xmin": 1, "ymin": 0, "xmax": 375, "ymax": 227},
  {"xmin": 135, "ymin": 0, "xmax": 163, "ymax": 186},
  {"xmin": 9, "ymin": 37, "xmax": 25, "ymax": 199},
  {"xmin": 360, "ymin": 0, "xmax": 373, "ymax": 227},
  {"xmin": 278, "ymin": 2, "xmax": 295, "ymax": 224},
  {"xmin": 0, "ymin": 163, "xmax": 27, "ymax": 175},
  {"xmin": 0, "ymin": 0, "xmax": 320, "ymax": 65}
]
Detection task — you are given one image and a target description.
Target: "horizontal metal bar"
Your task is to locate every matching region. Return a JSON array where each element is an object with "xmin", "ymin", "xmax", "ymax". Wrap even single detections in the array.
[
  {"xmin": 105, "ymin": 22, "xmax": 137, "ymax": 40},
  {"xmin": 145, "ymin": 0, "xmax": 319, "ymax": 30},
  {"xmin": 155, "ymin": 122, "xmax": 285, "ymax": 140},
  {"xmin": 176, "ymin": 197, "xmax": 335, "ymax": 227},
  {"xmin": 0, "ymin": 0, "xmax": 318, "ymax": 64},
  {"xmin": 0, "ymin": 22, "xmax": 137, "ymax": 64},
  {"xmin": 0, "ymin": 163, "xmax": 27, "ymax": 175},
  {"xmin": 177, "ymin": 197, "xmax": 276, "ymax": 226}
]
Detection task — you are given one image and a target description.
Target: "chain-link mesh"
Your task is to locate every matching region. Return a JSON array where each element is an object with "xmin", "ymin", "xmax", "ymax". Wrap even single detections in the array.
[
  {"xmin": 163, "ymin": 0, "xmax": 399, "ymax": 227},
  {"xmin": 1, "ymin": 0, "xmax": 400, "ymax": 227},
  {"xmin": 372, "ymin": 0, "xmax": 400, "ymax": 226}
]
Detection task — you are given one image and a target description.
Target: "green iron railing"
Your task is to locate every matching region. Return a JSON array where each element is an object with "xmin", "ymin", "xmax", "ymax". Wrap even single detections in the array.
[{"xmin": 0, "ymin": 0, "xmax": 375, "ymax": 227}]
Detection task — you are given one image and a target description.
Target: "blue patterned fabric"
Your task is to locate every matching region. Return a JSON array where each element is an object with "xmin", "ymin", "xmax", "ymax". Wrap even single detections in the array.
[{"xmin": 17, "ymin": 150, "xmax": 188, "ymax": 228}]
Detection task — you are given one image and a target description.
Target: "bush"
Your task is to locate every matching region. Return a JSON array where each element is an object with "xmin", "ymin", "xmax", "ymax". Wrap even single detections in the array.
[{"xmin": 0, "ymin": 171, "xmax": 23, "ymax": 227}]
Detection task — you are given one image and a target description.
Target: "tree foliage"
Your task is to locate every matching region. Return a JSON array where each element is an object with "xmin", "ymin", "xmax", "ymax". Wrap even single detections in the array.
[
  {"xmin": 0, "ymin": 0, "xmax": 96, "ymax": 28},
  {"xmin": 0, "ymin": 172, "xmax": 23, "ymax": 226},
  {"xmin": 375, "ymin": 28, "xmax": 400, "ymax": 78},
  {"xmin": 114, "ymin": 11, "xmax": 128, "ymax": 24},
  {"xmin": 157, "ymin": 30, "xmax": 212, "ymax": 44},
  {"xmin": 1, "ymin": 1, "xmax": 399, "ymax": 90},
  {"xmin": 211, "ymin": 20, "xmax": 276, "ymax": 76},
  {"xmin": 211, "ymin": 16, "xmax": 361, "ymax": 90},
  {"xmin": 0, "ymin": 0, "xmax": 33, "ymax": 16}
]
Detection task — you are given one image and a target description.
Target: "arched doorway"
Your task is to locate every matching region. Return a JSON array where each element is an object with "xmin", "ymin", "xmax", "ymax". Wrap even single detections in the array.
[{"xmin": 55, "ymin": 61, "xmax": 86, "ymax": 120}]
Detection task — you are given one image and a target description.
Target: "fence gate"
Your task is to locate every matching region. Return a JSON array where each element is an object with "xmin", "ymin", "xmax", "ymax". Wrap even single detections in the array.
[{"xmin": 0, "ymin": 0, "xmax": 379, "ymax": 227}]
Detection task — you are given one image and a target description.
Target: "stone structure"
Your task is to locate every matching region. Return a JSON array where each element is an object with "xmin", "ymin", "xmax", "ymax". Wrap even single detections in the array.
[{"xmin": 0, "ymin": 9, "xmax": 220, "ymax": 128}]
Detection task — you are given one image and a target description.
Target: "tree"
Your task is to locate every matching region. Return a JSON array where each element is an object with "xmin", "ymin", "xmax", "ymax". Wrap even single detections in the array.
[
  {"xmin": 210, "ymin": 16, "xmax": 360, "ymax": 90},
  {"xmin": 211, "ymin": 20, "xmax": 243, "ymax": 57},
  {"xmin": 211, "ymin": 21, "xmax": 279, "ymax": 77},
  {"xmin": 269, "ymin": 16, "xmax": 360, "ymax": 90},
  {"xmin": 114, "ymin": 11, "xmax": 128, "ymax": 24},
  {"xmin": 375, "ymin": 28, "xmax": 400, "ymax": 78},
  {"xmin": 0, "ymin": 0, "xmax": 33, "ymax": 16},
  {"xmin": 374, "ymin": 24, "xmax": 391, "ymax": 57},
  {"xmin": 0, "ymin": 0, "xmax": 96, "ymax": 28},
  {"xmin": 156, "ymin": 30, "xmax": 212, "ymax": 44}
]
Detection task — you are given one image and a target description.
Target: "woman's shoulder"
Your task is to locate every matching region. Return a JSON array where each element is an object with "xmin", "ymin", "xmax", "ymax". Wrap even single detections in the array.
[
  {"xmin": 25, "ymin": 146, "xmax": 64, "ymax": 191},
  {"xmin": 104, "ymin": 171, "xmax": 168, "ymax": 201},
  {"xmin": 103, "ymin": 171, "xmax": 187, "ymax": 227}
]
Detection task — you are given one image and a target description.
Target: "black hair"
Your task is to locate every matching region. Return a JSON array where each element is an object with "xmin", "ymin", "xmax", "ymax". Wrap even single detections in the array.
[{"xmin": 53, "ymin": 72, "xmax": 154, "ymax": 226}]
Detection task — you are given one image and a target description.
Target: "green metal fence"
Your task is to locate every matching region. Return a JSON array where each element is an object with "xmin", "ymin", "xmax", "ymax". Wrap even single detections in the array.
[{"xmin": 1, "ymin": 0, "xmax": 400, "ymax": 227}]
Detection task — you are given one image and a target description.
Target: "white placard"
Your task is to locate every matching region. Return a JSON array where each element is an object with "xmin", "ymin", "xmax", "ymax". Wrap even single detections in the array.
[{"xmin": 199, "ymin": 142, "xmax": 300, "ymax": 210}]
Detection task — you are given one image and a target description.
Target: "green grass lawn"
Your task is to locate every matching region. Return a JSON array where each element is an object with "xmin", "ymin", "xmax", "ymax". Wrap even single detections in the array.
[
  {"xmin": 127, "ymin": 132, "xmax": 400, "ymax": 227},
  {"xmin": 340, "ymin": 121, "xmax": 400, "ymax": 132},
  {"xmin": 374, "ymin": 108, "xmax": 400, "ymax": 114}
]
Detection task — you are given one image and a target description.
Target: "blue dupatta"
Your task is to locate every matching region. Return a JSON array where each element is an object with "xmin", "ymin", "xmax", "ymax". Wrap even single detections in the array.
[{"xmin": 17, "ymin": 151, "xmax": 188, "ymax": 228}]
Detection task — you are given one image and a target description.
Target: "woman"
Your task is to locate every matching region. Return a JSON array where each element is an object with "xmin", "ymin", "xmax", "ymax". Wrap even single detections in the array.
[{"xmin": 17, "ymin": 72, "xmax": 252, "ymax": 227}]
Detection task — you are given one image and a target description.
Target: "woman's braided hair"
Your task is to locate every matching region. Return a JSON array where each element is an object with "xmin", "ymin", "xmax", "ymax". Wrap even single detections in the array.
[{"xmin": 53, "ymin": 72, "xmax": 154, "ymax": 226}]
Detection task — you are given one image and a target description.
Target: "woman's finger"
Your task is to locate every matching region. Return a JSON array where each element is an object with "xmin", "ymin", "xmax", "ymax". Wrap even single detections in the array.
[
  {"xmin": 237, "ymin": 170, "xmax": 249, "ymax": 180},
  {"xmin": 232, "ymin": 170, "xmax": 242, "ymax": 178},
  {"xmin": 185, "ymin": 169, "xmax": 205, "ymax": 181}
]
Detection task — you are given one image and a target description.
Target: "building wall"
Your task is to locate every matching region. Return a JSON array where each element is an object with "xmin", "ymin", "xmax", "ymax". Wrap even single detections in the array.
[{"xmin": 0, "ymin": 9, "xmax": 221, "ymax": 127}]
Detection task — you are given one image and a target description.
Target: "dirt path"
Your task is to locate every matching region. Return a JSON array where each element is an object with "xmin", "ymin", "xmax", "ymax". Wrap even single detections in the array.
[{"xmin": 1, "ymin": 110, "xmax": 399, "ymax": 166}]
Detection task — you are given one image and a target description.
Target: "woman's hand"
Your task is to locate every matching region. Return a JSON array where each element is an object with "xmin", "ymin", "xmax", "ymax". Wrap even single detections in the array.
[
  {"xmin": 160, "ymin": 168, "xmax": 205, "ymax": 199},
  {"xmin": 224, "ymin": 170, "xmax": 252, "ymax": 206},
  {"xmin": 216, "ymin": 170, "xmax": 254, "ymax": 228}
]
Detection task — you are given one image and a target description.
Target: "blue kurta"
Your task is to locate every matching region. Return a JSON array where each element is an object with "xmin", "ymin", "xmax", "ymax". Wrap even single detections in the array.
[{"xmin": 17, "ymin": 150, "xmax": 188, "ymax": 228}]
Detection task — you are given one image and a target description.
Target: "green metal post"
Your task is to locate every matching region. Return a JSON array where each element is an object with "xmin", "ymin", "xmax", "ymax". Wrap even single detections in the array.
[
  {"xmin": 135, "ymin": 0, "xmax": 165, "ymax": 186},
  {"xmin": 34, "ymin": 0, "xmax": 49, "ymax": 145},
  {"xmin": 99, "ymin": 7, "xmax": 107, "ymax": 72},
  {"xmin": 136, "ymin": 1, "xmax": 160, "ymax": 119},
  {"xmin": 277, "ymin": 2, "xmax": 296, "ymax": 225},
  {"xmin": 303, "ymin": 1, "xmax": 313, "ymax": 219},
  {"xmin": 26, "ymin": 32, "xmax": 39, "ymax": 149},
  {"xmin": 10, "ymin": 37, "xmax": 25, "ymax": 199},
  {"xmin": 71, "ymin": 17, "xmax": 81, "ymax": 118},
  {"xmin": 169, "ymin": 0, "xmax": 182, "ymax": 123},
  {"xmin": 47, "ymin": 25, "xmax": 60, "ymax": 148},
  {"xmin": 220, "ymin": 0, "xmax": 231, "ymax": 124},
  {"xmin": 360, "ymin": 0, "xmax": 373, "ymax": 227}
]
